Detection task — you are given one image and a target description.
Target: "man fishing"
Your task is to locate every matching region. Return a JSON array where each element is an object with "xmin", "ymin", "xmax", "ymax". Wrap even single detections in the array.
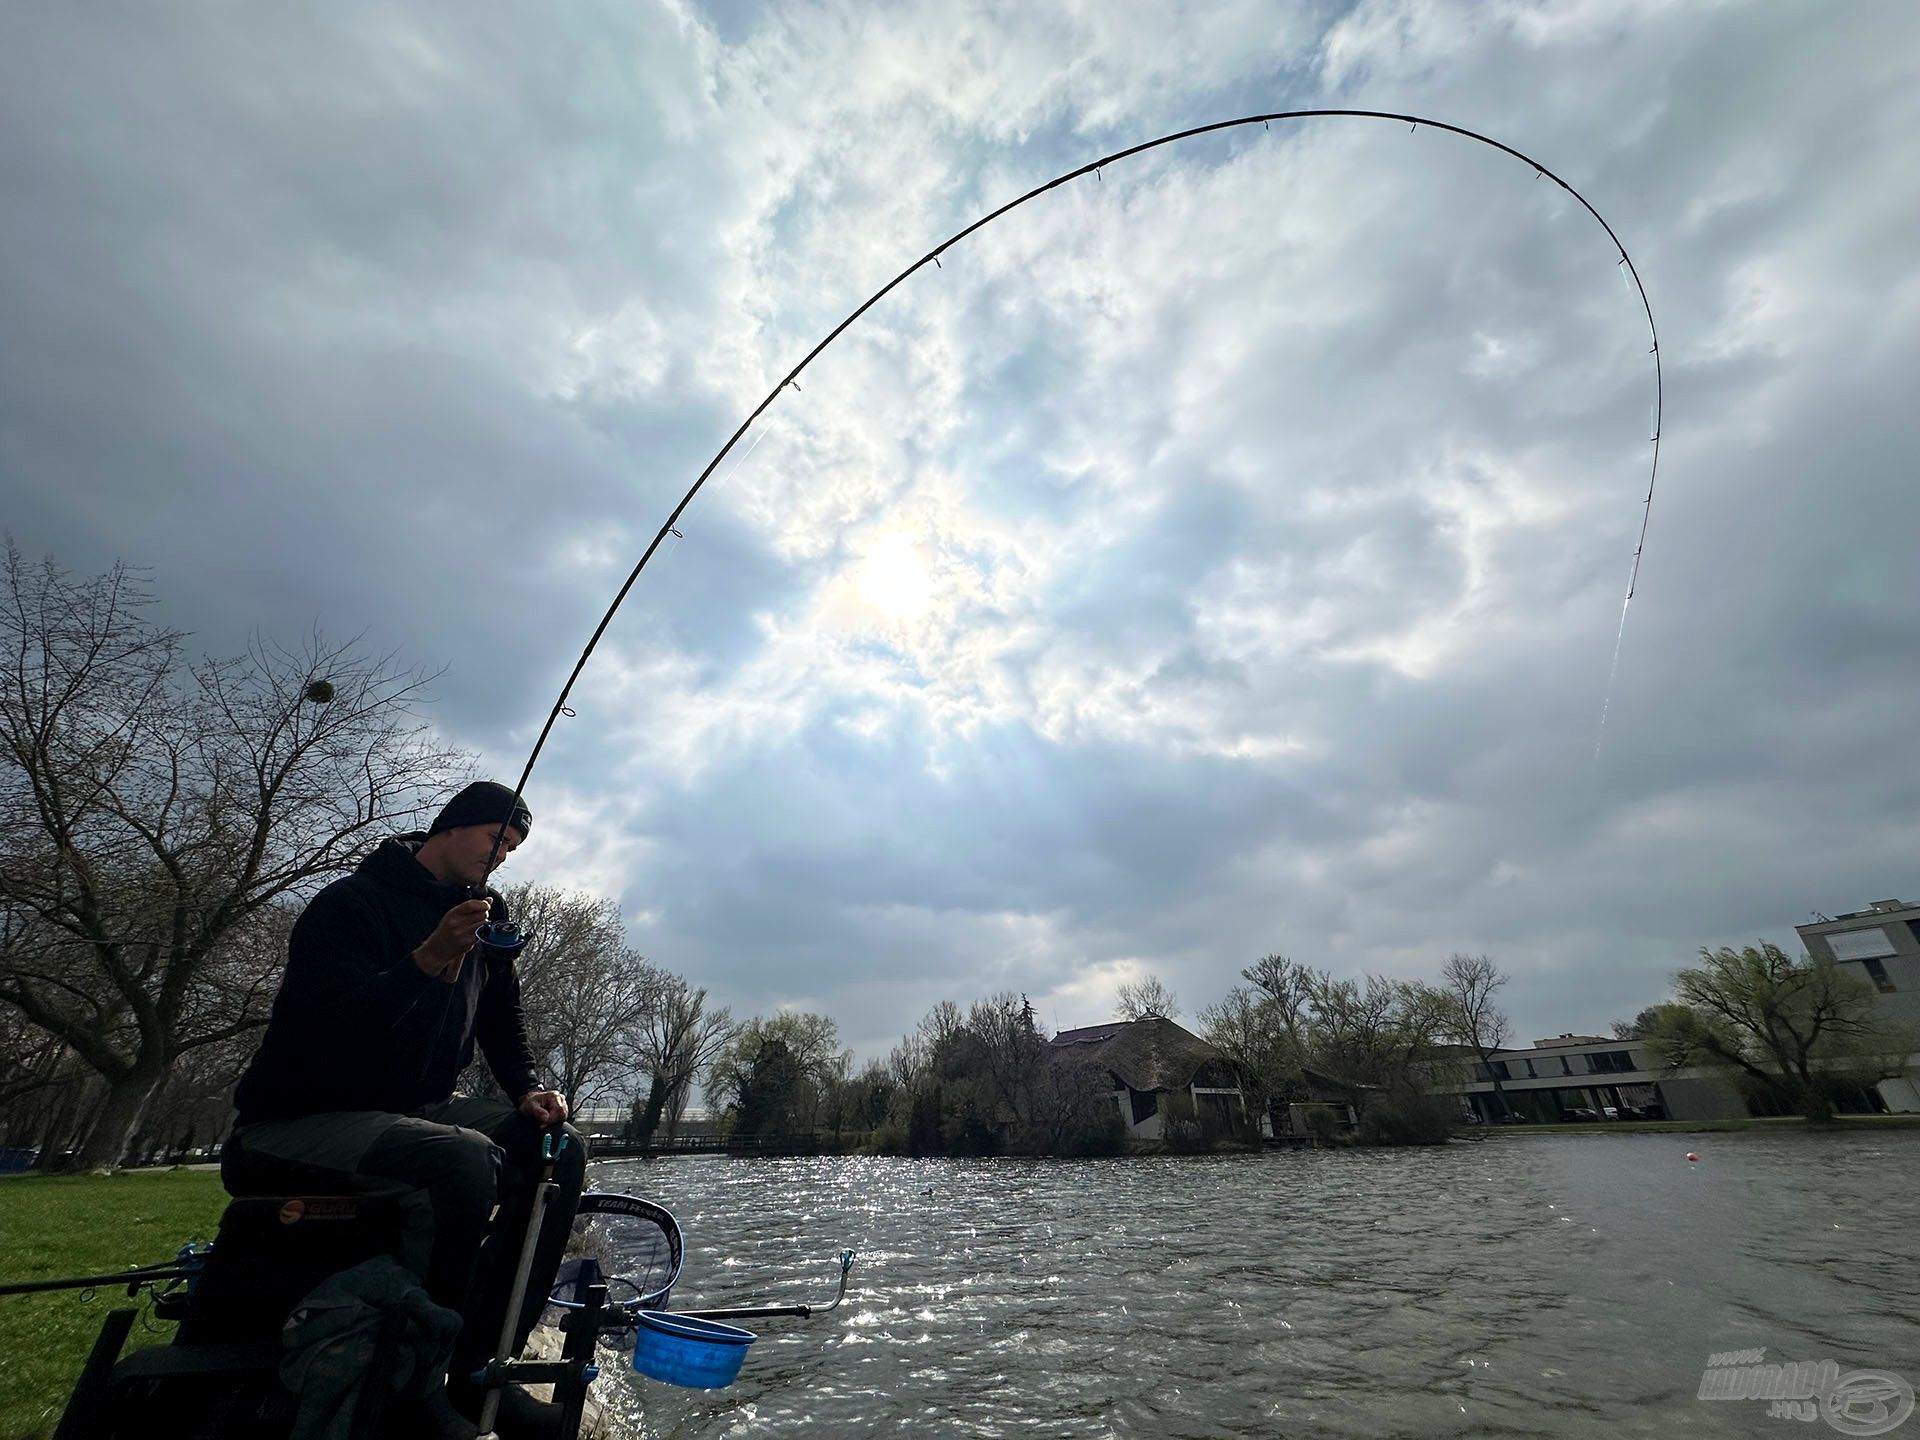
[{"xmin": 224, "ymin": 781, "xmax": 585, "ymax": 1437}]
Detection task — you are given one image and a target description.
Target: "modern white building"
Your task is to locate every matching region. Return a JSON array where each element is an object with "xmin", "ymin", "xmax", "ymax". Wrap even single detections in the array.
[
  {"xmin": 1433, "ymin": 1033, "xmax": 1751, "ymax": 1123},
  {"xmin": 1796, "ymin": 897, "xmax": 1920, "ymax": 1112}
]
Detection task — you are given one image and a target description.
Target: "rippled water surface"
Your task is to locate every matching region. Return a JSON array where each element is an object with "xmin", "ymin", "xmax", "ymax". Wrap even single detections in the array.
[{"xmin": 581, "ymin": 1132, "xmax": 1920, "ymax": 1437}]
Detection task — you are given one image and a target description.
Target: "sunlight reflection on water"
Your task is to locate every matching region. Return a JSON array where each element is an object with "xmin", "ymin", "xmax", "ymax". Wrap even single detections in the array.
[{"xmin": 584, "ymin": 1133, "xmax": 1920, "ymax": 1438}]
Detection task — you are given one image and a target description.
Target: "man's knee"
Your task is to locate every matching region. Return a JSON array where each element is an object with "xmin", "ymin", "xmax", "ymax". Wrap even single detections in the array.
[
  {"xmin": 451, "ymin": 1147, "xmax": 504, "ymax": 1234},
  {"xmin": 223, "ymin": 1111, "xmax": 405, "ymax": 1196},
  {"xmin": 431, "ymin": 1128, "xmax": 504, "ymax": 1216},
  {"xmin": 363, "ymin": 1121, "xmax": 501, "ymax": 1209}
]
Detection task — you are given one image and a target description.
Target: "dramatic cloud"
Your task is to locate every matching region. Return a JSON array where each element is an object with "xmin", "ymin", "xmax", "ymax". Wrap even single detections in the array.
[{"xmin": 5, "ymin": 1, "xmax": 1917, "ymax": 1061}]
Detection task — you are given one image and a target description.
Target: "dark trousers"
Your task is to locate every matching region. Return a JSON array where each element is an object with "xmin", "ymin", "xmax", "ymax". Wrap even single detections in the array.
[{"xmin": 222, "ymin": 1098, "xmax": 587, "ymax": 1370}]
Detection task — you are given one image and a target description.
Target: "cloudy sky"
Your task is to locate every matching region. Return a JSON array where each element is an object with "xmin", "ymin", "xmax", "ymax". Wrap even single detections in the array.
[{"xmin": 5, "ymin": 2, "xmax": 1918, "ymax": 1062}]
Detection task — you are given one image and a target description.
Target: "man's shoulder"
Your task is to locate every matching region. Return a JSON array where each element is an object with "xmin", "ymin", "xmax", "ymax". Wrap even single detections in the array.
[
  {"xmin": 297, "ymin": 864, "xmax": 408, "ymax": 928},
  {"xmin": 307, "ymin": 867, "xmax": 381, "ymax": 906}
]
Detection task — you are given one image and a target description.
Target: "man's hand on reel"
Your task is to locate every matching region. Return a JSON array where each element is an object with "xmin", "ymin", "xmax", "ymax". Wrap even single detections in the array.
[{"xmin": 413, "ymin": 898, "xmax": 492, "ymax": 983}]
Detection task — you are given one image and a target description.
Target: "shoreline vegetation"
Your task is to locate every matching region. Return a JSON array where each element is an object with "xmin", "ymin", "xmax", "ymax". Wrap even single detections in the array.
[
  {"xmin": 1465, "ymin": 1112, "xmax": 1920, "ymax": 1137},
  {"xmin": 660, "ymin": 945, "xmax": 1916, "ymax": 1165}
]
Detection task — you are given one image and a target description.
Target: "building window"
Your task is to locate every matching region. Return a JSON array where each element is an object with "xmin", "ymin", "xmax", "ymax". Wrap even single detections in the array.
[
  {"xmin": 1560, "ymin": 1057, "xmax": 1572, "ymax": 1076},
  {"xmin": 1583, "ymin": 1051, "xmax": 1637, "ymax": 1075},
  {"xmin": 1863, "ymin": 957, "xmax": 1897, "ymax": 994},
  {"xmin": 1490, "ymin": 1061, "xmax": 1511, "ymax": 1081},
  {"xmin": 1130, "ymin": 1088, "xmax": 1158, "ymax": 1126},
  {"xmin": 1525, "ymin": 1059, "xmax": 1538, "ymax": 1078},
  {"xmin": 1829, "ymin": 927, "xmax": 1897, "ymax": 962}
]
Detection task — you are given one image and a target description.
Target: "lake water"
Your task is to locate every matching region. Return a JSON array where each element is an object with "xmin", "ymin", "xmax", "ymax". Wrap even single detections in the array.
[{"xmin": 583, "ymin": 1132, "xmax": 1920, "ymax": 1437}]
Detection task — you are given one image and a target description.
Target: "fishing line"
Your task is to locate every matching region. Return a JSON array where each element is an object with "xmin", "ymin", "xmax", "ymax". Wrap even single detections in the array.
[
  {"xmin": 657, "ymin": 417, "xmax": 779, "ymax": 574},
  {"xmin": 1595, "ymin": 589, "xmax": 1634, "ymax": 760},
  {"xmin": 717, "ymin": 415, "xmax": 778, "ymax": 497},
  {"xmin": 479, "ymin": 108, "xmax": 1664, "ymax": 870}
]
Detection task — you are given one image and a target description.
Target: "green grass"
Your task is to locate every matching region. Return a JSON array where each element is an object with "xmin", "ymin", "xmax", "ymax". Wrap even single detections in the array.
[{"xmin": 0, "ymin": 1170, "xmax": 228, "ymax": 1440}]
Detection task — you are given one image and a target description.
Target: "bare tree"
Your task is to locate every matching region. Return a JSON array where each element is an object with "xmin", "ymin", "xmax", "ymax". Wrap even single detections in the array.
[
  {"xmin": 1243, "ymin": 954, "xmax": 1315, "ymax": 1047},
  {"xmin": 1115, "ymin": 973, "xmax": 1179, "ymax": 1021},
  {"xmin": 0, "ymin": 1009, "xmax": 86, "ymax": 1161},
  {"xmin": 485, "ymin": 884, "xmax": 666, "ymax": 1112},
  {"xmin": 966, "ymin": 991, "xmax": 1047, "ymax": 1123},
  {"xmin": 1021, "ymin": 1054, "xmax": 1123, "ymax": 1157},
  {"xmin": 1197, "ymin": 986, "xmax": 1295, "ymax": 1125},
  {"xmin": 1305, "ymin": 973, "xmax": 1451, "ymax": 1090},
  {"xmin": 1435, "ymin": 953, "xmax": 1515, "ymax": 1119},
  {"xmin": 0, "ymin": 1004, "xmax": 68, "ymax": 1113},
  {"xmin": 917, "ymin": 999, "xmax": 964, "ymax": 1051},
  {"xmin": 0, "ymin": 548, "xmax": 467, "ymax": 1168},
  {"xmin": 885, "ymin": 1030, "xmax": 929, "ymax": 1090},
  {"xmin": 1307, "ymin": 973, "xmax": 1403, "ymax": 1084},
  {"xmin": 628, "ymin": 977, "xmax": 734, "ymax": 1143},
  {"xmin": 1199, "ymin": 955, "xmax": 1318, "ymax": 1125},
  {"xmin": 130, "ymin": 1026, "xmax": 259, "ymax": 1161}
]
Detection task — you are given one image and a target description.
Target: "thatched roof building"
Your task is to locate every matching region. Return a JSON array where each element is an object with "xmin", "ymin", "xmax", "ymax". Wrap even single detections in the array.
[
  {"xmin": 1049, "ymin": 1016, "xmax": 1246, "ymax": 1137},
  {"xmin": 1050, "ymin": 1016, "xmax": 1240, "ymax": 1091}
]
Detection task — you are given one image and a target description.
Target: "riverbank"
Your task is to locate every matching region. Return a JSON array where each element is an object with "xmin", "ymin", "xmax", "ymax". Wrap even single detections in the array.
[{"xmin": 1464, "ymin": 1112, "xmax": 1920, "ymax": 1137}]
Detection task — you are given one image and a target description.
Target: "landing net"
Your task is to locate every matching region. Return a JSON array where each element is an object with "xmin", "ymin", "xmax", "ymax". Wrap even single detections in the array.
[{"xmin": 546, "ymin": 1191, "xmax": 684, "ymax": 1320}]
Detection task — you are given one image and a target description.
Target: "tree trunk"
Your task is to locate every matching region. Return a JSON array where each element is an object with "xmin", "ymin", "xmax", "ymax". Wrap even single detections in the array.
[
  {"xmin": 31, "ymin": 1080, "xmax": 89, "ymax": 1170},
  {"xmin": 1488, "ymin": 1075, "xmax": 1514, "ymax": 1120},
  {"xmin": 633, "ymin": 1074, "xmax": 669, "ymax": 1145},
  {"xmin": 1797, "ymin": 1066, "xmax": 1834, "ymax": 1123},
  {"xmin": 75, "ymin": 1068, "xmax": 166, "ymax": 1172}
]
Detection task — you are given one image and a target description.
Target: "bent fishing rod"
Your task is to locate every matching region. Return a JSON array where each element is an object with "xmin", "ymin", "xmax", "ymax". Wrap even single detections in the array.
[{"xmin": 472, "ymin": 108, "xmax": 1664, "ymax": 888}]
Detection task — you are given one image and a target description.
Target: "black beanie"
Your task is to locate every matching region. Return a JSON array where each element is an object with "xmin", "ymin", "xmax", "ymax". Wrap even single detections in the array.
[{"xmin": 428, "ymin": 781, "xmax": 532, "ymax": 840}]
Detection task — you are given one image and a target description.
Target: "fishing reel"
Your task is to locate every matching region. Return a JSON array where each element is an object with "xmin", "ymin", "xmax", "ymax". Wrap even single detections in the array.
[
  {"xmin": 467, "ymin": 886, "xmax": 532, "ymax": 954},
  {"xmin": 477, "ymin": 919, "xmax": 531, "ymax": 955}
]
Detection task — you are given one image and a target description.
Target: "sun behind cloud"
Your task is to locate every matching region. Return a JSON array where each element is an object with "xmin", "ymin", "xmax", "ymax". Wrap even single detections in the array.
[{"xmin": 853, "ymin": 530, "xmax": 935, "ymax": 623}]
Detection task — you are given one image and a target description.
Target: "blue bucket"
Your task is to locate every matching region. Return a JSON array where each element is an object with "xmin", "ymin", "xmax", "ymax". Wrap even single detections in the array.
[{"xmin": 630, "ymin": 1310, "xmax": 757, "ymax": 1389}]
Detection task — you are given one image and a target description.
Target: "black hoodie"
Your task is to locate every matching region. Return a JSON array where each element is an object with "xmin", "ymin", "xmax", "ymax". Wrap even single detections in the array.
[{"xmin": 233, "ymin": 835, "xmax": 540, "ymax": 1125}]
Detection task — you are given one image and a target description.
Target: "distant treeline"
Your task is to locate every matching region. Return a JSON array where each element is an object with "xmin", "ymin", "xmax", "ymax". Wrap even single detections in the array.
[
  {"xmin": 695, "ymin": 957, "xmax": 1491, "ymax": 1155},
  {"xmin": 699, "ymin": 996, "xmax": 1129, "ymax": 1158}
]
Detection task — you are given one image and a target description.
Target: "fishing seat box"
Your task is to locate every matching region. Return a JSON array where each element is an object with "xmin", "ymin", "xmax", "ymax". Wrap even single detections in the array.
[
  {"xmin": 173, "ymin": 1194, "xmax": 406, "ymax": 1343},
  {"xmin": 58, "ymin": 1196, "xmax": 409, "ymax": 1440}
]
